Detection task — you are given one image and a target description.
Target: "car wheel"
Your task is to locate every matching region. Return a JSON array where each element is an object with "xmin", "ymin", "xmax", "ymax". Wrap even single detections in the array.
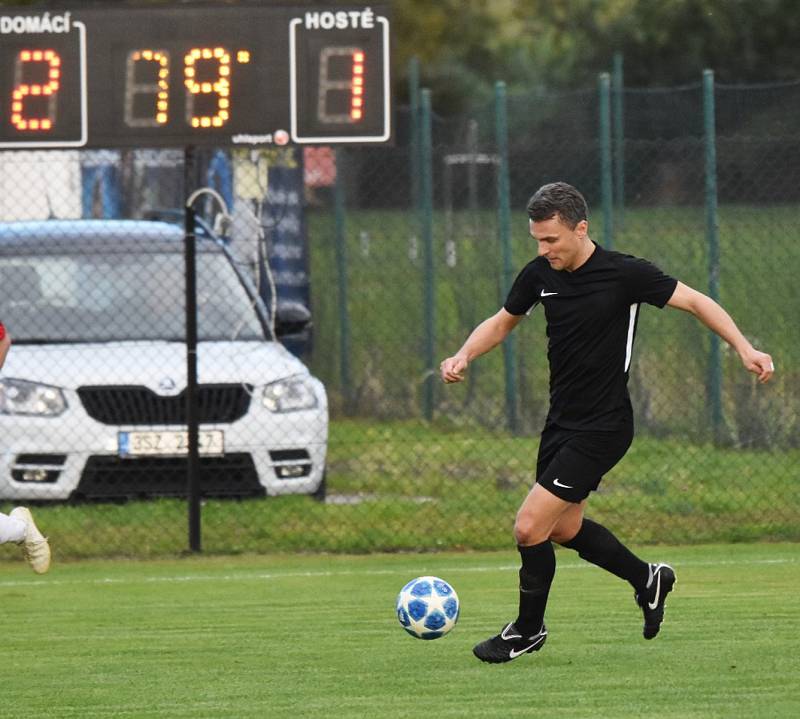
[{"xmin": 311, "ymin": 470, "xmax": 327, "ymax": 502}]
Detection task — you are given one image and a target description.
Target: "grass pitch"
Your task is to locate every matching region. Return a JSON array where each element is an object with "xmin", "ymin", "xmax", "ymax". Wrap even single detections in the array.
[{"xmin": 2, "ymin": 543, "xmax": 798, "ymax": 718}]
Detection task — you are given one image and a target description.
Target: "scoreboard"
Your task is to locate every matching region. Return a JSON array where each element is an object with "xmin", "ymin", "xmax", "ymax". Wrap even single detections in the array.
[{"xmin": 0, "ymin": 4, "xmax": 391, "ymax": 148}]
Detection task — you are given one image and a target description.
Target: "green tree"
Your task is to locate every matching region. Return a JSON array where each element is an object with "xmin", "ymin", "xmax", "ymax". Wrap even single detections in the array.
[
  {"xmin": 392, "ymin": 0, "xmax": 503, "ymax": 111},
  {"xmin": 507, "ymin": 0, "xmax": 800, "ymax": 87},
  {"xmin": 392, "ymin": 0, "xmax": 800, "ymax": 111}
]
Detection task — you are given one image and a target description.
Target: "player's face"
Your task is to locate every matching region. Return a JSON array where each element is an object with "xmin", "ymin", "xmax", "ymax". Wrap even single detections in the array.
[{"xmin": 530, "ymin": 215, "xmax": 588, "ymax": 271}]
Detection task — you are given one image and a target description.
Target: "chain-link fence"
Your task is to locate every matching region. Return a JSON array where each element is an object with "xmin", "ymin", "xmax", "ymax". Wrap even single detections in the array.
[{"xmin": 0, "ymin": 74, "xmax": 797, "ymax": 561}]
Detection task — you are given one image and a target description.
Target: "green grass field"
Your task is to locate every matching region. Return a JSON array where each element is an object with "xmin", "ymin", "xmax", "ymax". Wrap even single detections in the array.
[{"xmin": 3, "ymin": 543, "xmax": 798, "ymax": 718}]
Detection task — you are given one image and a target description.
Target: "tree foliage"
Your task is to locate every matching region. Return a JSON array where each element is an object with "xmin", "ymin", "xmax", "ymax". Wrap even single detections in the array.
[
  {"xmin": 392, "ymin": 0, "xmax": 502, "ymax": 110},
  {"xmin": 507, "ymin": 0, "xmax": 800, "ymax": 87},
  {"xmin": 393, "ymin": 0, "xmax": 800, "ymax": 112},
  {"xmin": 4, "ymin": 0, "xmax": 800, "ymax": 113}
]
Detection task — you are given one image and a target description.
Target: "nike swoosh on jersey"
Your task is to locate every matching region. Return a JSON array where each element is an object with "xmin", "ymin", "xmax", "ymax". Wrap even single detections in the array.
[{"xmin": 540, "ymin": 290, "xmax": 558, "ymax": 297}]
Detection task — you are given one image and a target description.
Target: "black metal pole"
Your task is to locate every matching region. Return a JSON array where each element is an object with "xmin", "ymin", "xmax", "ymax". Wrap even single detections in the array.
[{"xmin": 184, "ymin": 146, "xmax": 201, "ymax": 553}]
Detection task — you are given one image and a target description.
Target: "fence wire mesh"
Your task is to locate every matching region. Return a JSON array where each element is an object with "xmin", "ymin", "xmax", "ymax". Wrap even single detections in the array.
[{"xmin": 0, "ymin": 79, "xmax": 797, "ymax": 561}]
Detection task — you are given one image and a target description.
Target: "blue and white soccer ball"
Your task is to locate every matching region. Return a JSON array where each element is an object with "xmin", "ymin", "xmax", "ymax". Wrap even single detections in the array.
[{"xmin": 396, "ymin": 576, "xmax": 460, "ymax": 640}]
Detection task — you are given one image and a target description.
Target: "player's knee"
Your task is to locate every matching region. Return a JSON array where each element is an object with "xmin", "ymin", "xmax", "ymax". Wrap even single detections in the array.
[{"xmin": 513, "ymin": 513, "xmax": 548, "ymax": 545}]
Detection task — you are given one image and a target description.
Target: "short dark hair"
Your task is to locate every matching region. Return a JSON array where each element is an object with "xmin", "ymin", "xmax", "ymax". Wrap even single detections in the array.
[{"xmin": 526, "ymin": 182, "xmax": 588, "ymax": 229}]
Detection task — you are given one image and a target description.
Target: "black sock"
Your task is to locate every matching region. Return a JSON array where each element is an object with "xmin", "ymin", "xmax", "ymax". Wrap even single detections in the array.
[
  {"xmin": 515, "ymin": 541, "xmax": 555, "ymax": 637},
  {"xmin": 561, "ymin": 518, "xmax": 649, "ymax": 590}
]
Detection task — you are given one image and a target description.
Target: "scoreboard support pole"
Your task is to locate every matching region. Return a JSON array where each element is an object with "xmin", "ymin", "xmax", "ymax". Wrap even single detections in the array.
[{"xmin": 184, "ymin": 146, "xmax": 202, "ymax": 553}]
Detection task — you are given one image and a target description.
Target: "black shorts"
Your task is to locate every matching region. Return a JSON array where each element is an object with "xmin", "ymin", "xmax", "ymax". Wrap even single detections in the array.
[{"xmin": 535, "ymin": 422, "xmax": 634, "ymax": 503}]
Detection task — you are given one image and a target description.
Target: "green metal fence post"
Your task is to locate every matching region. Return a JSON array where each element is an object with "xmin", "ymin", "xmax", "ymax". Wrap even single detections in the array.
[
  {"xmin": 409, "ymin": 57, "xmax": 421, "ymax": 214},
  {"xmin": 703, "ymin": 69, "xmax": 723, "ymax": 443},
  {"xmin": 494, "ymin": 81, "xmax": 519, "ymax": 434},
  {"xmin": 420, "ymin": 88, "xmax": 436, "ymax": 421},
  {"xmin": 612, "ymin": 52, "xmax": 625, "ymax": 230},
  {"xmin": 599, "ymin": 73, "xmax": 614, "ymax": 250},
  {"xmin": 334, "ymin": 149, "xmax": 353, "ymax": 413}
]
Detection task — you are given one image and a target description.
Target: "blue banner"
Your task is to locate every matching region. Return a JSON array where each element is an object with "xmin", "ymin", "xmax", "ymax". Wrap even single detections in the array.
[{"xmin": 263, "ymin": 149, "xmax": 310, "ymax": 358}]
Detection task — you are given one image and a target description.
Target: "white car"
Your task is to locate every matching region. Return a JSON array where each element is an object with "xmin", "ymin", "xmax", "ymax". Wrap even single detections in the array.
[{"xmin": 0, "ymin": 220, "xmax": 328, "ymax": 501}]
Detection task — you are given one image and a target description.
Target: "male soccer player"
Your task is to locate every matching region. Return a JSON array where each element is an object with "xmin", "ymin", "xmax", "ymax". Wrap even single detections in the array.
[
  {"xmin": 440, "ymin": 182, "xmax": 774, "ymax": 663},
  {"xmin": 0, "ymin": 321, "xmax": 51, "ymax": 574}
]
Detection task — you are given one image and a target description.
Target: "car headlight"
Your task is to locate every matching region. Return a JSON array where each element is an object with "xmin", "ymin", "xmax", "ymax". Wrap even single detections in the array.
[
  {"xmin": 262, "ymin": 377, "xmax": 318, "ymax": 413},
  {"xmin": 0, "ymin": 378, "xmax": 67, "ymax": 417}
]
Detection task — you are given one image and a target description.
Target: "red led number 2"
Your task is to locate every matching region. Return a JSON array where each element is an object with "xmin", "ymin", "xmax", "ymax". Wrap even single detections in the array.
[{"xmin": 10, "ymin": 48, "xmax": 61, "ymax": 131}]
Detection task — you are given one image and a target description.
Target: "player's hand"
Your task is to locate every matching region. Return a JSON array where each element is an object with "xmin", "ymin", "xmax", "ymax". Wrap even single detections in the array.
[
  {"xmin": 440, "ymin": 355, "xmax": 468, "ymax": 384},
  {"xmin": 741, "ymin": 347, "xmax": 775, "ymax": 383}
]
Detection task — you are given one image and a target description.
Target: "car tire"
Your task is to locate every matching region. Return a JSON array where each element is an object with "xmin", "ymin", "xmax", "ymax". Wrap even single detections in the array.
[{"xmin": 311, "ymin": 470, "xmax": 327, "ymax": 502}]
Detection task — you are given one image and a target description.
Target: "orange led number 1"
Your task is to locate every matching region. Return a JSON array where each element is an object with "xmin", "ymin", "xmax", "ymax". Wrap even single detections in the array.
[
  {"xmin": 10, "ymin": 49, "xmax": 61, "ymax": 131},
  {"xmin": 317, "ymin": 47, "xmax": 365, "ymax": 124}
]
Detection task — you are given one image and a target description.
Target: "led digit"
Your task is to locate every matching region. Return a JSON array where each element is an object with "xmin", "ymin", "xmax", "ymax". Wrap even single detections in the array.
[
  {"xmin": 351, "ymin": 50, "xmax": 364, "ymax": 121},
  {"xmin": 184, "ymin": 47, "xmax": 231, "ymax": 128},
  {"xmin": 317, "ymin": 46, "xmax": 364, "ymax": 124},
  {"xmin": 124, "ymin": 49, "xmax": 170, "ymax": 127},
  {"xmin": 10, "ymin": 49, "xmax": 60, "ymax": 132}
]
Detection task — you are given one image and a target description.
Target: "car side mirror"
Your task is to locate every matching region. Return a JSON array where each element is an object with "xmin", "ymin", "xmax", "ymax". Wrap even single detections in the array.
[{"xmin": 274, "ymin": 300, "xmax": 311, "ymax": 338}]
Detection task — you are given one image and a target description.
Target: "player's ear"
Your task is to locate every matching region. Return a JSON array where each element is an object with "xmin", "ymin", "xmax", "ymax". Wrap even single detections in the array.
[{"xmin": 575, "ymin": 219, "xmax": 588, "ymax": 239}]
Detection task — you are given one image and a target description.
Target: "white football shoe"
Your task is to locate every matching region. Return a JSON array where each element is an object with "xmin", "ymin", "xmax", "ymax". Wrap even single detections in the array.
[{"xmin": 10, "ymin": 507, "xmax": 51, "ymax": 574}]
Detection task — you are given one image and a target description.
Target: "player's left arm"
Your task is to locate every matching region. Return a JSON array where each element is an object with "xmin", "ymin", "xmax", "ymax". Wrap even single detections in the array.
[{"xmin": 666, "ymin": 282, "xmax": 774, "ymax": 383}]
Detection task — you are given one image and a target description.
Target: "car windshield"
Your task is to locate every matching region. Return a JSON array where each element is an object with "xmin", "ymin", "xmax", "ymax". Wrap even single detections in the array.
[{"xmin": 0, "ymin": 250, "xmax": 265, "ymax": 342}]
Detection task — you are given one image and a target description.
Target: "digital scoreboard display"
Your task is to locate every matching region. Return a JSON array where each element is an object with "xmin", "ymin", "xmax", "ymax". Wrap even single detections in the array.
[{"xmin": 0, "ymin": 4, "xmax": 391, "ymax": 148}]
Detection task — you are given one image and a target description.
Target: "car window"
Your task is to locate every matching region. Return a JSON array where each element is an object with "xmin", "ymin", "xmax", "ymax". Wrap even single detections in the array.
[{"xmin": 0, "ymin": 250, "xmax": 265, "ymax": 342}]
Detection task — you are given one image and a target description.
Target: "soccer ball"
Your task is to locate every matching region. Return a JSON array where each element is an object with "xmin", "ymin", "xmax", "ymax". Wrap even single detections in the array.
[{"xmin": 396, "ymin": 576, "xmax": 460, "ymax": 639}]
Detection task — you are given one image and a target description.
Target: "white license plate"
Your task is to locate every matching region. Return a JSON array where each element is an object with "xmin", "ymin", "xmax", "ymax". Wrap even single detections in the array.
[{"xmin": 118, "ymin": 430, "xmax": 224, "ymax": 457}]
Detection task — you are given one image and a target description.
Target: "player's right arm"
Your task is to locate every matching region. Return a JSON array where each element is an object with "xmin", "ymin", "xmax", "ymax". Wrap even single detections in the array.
[{"xmin": 440, "ymin": 308, "xmax": 524, "ymax": 384}]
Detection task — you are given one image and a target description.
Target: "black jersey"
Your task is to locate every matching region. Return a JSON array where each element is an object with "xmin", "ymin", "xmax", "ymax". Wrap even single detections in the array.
[{"xmin": 504, "ymin": 243, "xmax": 677, "ymax": 431}]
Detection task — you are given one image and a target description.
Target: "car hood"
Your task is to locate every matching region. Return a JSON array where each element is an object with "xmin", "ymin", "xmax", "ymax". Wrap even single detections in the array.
[{"xmin": 2, "ymin": 341, "xmax": 311, "ymax": 391}]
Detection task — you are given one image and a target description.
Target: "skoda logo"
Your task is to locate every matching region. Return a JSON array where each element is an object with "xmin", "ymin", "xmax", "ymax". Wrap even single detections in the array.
[{"xmin": 158, "ymin": 377, "xmax": 177, "ymax": 392}]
